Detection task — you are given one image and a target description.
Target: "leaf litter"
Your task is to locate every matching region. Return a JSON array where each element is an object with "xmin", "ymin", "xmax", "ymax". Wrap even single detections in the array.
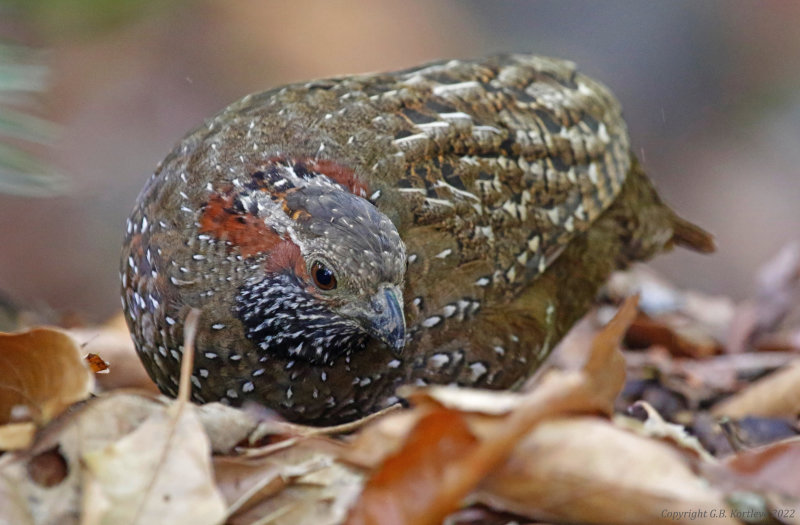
[{"xmin": 0, "ymin": 244, "xmax": 799, "ymax": 524}]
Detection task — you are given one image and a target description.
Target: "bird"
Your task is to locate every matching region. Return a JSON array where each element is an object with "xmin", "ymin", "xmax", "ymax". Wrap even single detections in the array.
[{"xmin": 120, "ymin": 54, "xmax": 714, "ymax": 425}]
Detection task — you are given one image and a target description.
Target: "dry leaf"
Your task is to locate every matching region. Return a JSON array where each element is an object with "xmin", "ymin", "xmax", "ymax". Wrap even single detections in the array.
[
  {"xmin": 475, "ymin": 417, "xmax": 735, "ymax": 525},
  {"xmin": 712, "ymin": 359, "xmax": 800, "ymax": 418},
  {"xmin": 615, "ymin": 402, "xmax": 714, "ymax": 461},
  {"xmin": 703, "ymin": 436, "xmax": 800, "ymax": 524},
  {"xmin": 722, "ymin": 437, "xmax": 800, "ymax": 498},
  {"xmin": 216, "ymin": 440, "xmax": 363, "ymax": 525},
  {"xmin": 68, "ymin": 315, "xmax": 157, "ymax": 393},
  {"xmin": 543, "ymin": 310, "xmax": 603, "ymax": 372},
  {"xmin": 84, "ymin": 353, "xmax": 109, "ymax": 373},
  {"xmin": 0, "ymin": 327, "xmax": 94, "ymax": 425},
  {"xmin": 0, "ymin": 476, "xmax": 35, "ymax": 525},
  {"xmin": 340, "ymin": 410, "xmax": 423, "ymax": 469},
  {"xmin": 81, "ymin": 402, "xmax": 226, "ymax": 525},
  {"xmin": 0, "ymin": 421, "xmax": 36, "ymax": 451},
  {"xmin": 578, "ymin": 295, "xmax": 635, "ymax": 412},
  {"xmin": 0, "ymin": 393, "xmax": 166, "ymax": 525},
  {"xmin": 347, "ymin": 407, "xmax": 478, "ymax": 525},
  {"xmin": 626, "ymin": 313, "xmax": 720, "ymax": 358},
  {"xmin": 409, "ymin": 387, "xmax": 525, "ymax": 416},
  {"xmin": 606, "ymin": 267, "xmax": 735, "ymax": 342},
  {"xmin": 214, "ymin": 454, "xmax": 301, "ymax": 519},
  {"xmin": 727, "ymin": 242, "xmax": 800, "ymax": 353},
  {"xmin": 78, "ymin": 308, "xmax": 225, "ymax": 525},
  {"xmin": 195, "ymin": 402, "xmax": 258, "ymax": 454},
  {"xmin": 346, "ymin": 296, "xmax": 639, "ymax": 525},
  {"xmin": 0, "ymin": 313, "xmax": 224, "ymax": 525}
]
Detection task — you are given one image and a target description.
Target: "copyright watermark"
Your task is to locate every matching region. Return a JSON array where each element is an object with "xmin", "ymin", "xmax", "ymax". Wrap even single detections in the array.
[{"xmin": 661, "ymin": 508, "xmax": 796, "ymax": 521}]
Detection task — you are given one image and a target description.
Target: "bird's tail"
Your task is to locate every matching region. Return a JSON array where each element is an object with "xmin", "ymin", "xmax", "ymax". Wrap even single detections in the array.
[
  {"xmin": 669, "ymin": 212, "xmax": 716, "ymax": 254},
  {"xmin": 614, "ymin": 155, "xmax": 716, "ymax": 264}
]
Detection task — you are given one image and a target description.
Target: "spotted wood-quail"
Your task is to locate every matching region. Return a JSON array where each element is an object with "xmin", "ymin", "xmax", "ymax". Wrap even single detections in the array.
[{"xmin": 121, "ymin": 54, "xmax": 713, "ymax": 425}]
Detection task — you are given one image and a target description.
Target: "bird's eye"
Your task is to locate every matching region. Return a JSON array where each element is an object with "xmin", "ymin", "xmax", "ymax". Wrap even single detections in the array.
[{"xmin": 311, "ymin": 261, "xmax": 337, "ymax": 290}]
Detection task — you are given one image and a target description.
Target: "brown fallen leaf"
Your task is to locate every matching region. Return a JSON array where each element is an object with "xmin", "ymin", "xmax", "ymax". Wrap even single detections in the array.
[
  {"xmin": 616, "ymin": 401, "xmax": 715, "ymax": 461},
  {"xmin": 712, "ymin": 359, "xmax": 800, "ymax": 418},
  {"xmin": 0, "ymin": 327, "xmax": 94, "ymax": 425},
  {"xmin": 347, "ymin": 407, "xmax": 478, "ymax": 525},
  {"xmin": 626, "ymin": 313, "xmax": 721, "ymax": 358},
  {"xmin": 0, "ymin": 476, "xmax": 34, "ymax": 525},
  {"xmin": 216, "ymin": 438, "xmax": 363, "ymax": 525},
  {"xmin": 606, "ymin": 266, "xmax": 735, "ymax": 343},
  {"xmin": 84, "ymin": 353, "xmax": 110, "ymax": 373},
  {"xmin": 346, "ymin": 296, "xmax": 638, "ymax": 525},
  {"xmin": 339, "ymin": 410, "xmax": 424, "ymax": 470},
  {"xmin": 727, "ymin": 242, "xmax": 800, "ymax": 354},
  {"xmin": 474, "ymin": 417, "xmax": 735, "ymax": 525},
  {"xmin": 195, "ymin": 402, "xmax": 259, "ymax": 454},
  {"xmin": 81, "ymin": 402, "xmax": 227, "ymax": 525},
  {"xmin": 701, "ymin": 436, "xmax": 800, "ymax": 525},
  {"xmin": 68, "ymin": 313, "xmax": 157, "ymax": 393},
  {"xmin": 0, "ymin": 421, "xmax": 36, "ymax": 451},
  {"xmin": 78, "ymin": 308, "xmax": 226, "ymax": 525},
  {"xmin": 755, "ymin": 328, "xmax": 800, "ymax": 353},
  {"xmin": 724, "ymin": 437, "xmax": 800, "ymax": 496},
  {"xmin": 0, "ymin": 310, "xmax": 227, "ymax": 525},
  {"xmin": 0, "ymin": 393, "xmax": 165, "ymax": 525}
]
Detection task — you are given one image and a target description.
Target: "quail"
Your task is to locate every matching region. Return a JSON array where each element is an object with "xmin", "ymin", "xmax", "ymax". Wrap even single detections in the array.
[{"xmin": 121, "ymin": 54, "xmax": 713, "ymax": 425}]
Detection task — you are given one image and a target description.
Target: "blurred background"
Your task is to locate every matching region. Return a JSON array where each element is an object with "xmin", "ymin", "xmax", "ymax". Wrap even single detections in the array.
[{"xmin": 0, "ymin": 0, "xmax": 798, "ymax": 322}]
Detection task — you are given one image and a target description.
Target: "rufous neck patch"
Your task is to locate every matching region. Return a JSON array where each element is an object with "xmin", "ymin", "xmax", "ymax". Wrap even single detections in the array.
[{"xmin": 199, "ymin": 190, "xmax": 282, "ymax": 259}]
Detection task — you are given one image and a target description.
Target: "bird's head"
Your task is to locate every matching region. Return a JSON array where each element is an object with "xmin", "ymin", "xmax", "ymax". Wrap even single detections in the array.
[{"xmin": 213, "ymin": 157, "xmax": 407, "ymax": 365}]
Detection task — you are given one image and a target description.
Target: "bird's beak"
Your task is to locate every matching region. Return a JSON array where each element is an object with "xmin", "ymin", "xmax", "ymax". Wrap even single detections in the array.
[{"xmin": 366, "ymin": 285, "xmax": 406, "ymax": 355}]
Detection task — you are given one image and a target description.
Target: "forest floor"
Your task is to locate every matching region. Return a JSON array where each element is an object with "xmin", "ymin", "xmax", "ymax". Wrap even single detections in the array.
[{"xmin": 1, "ymin": 245, "xmax": 799, "ymax": 525}]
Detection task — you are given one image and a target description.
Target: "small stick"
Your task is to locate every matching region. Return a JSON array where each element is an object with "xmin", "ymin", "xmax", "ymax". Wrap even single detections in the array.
[{"xmin": 177, "ymin": 308, "xmax": 201, "ymax": 405}]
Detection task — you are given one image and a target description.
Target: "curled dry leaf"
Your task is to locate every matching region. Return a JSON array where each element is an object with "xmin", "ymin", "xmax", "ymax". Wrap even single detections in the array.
[
  {"xmin": 578, "ymin": 295, "xmax": 635, "ymax": 412},
  {"xmin": 84, "ymin": 353, "xmax": 109, "ymax": 373},
  {"xmin": 543, "ymin": 310, "xmax": 603, "ymax": 373},
  {"xmin": 701, "ymin": 436, "xmax": 800, "ymax": 524},
  {"xmin": 727, "ymin": 242, "xmax": 800, "ymax": 354},
  {"xmin": 195, "ymin": 402, "xmax": 259, "ymax": 454},
  {"xmin": 712, "ymin": 359, "xmax": 800, "ymax": 418},
  {"xmin": 606, "ymin": 266, "xmax": 735, "ymax": 343},
  {"xmin": 347, "ymin": 407, "xmax": 479, "ymax": 525},
  {"xmin": 626, "ymin": 313, "xmax": 721, "ymax": 359},
  {"xmin": 68, "ymin": 313, "xmax": 157, "ymax": 393},
  {"xmin": 81, "ymin": 402, "xmax": 227, "ymax": 525},
  {"xmin": 474, "ymin": 417, "xmax": 735, "ymax": 525},
  {"xmin": 0, "ymin": 327, "xmax": 93, "ymax": 426},
  {"xmin": 340, "ymin": 410, "xmax": 424, "ymax": 470},
  {"xmin": 724, "ymin": 437, "xmax": 800, "ymax": 497},
  {"xmin": 0, "ymin": 393, "xmax": 164, "ymax": 525},
  {"xmin": 1, "ymin": 392, "xmax": 228, "ymax": 525},
  {"xmin": 345, "ymin": 296, "xmax": 639, "ymax": 525},
  {"xmin": 0, "ymin": 421, "xmax": 36, "ymax": 451},
  {"xmin": 216, "ymin": 439, "xmax": 363, "ymax": 525},
  {"xmin": 615, "ymin": 401, "xmax": 715, "ymax": 462}
]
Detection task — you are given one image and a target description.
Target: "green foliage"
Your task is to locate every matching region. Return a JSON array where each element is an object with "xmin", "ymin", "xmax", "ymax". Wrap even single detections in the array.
[
  {"xmin": 0, "ymin": 42, "xmax": 65, "ymax": 196},
  {"xmin": 6, "ymin": 0, "xmax": 178, "ymax": 37}
]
